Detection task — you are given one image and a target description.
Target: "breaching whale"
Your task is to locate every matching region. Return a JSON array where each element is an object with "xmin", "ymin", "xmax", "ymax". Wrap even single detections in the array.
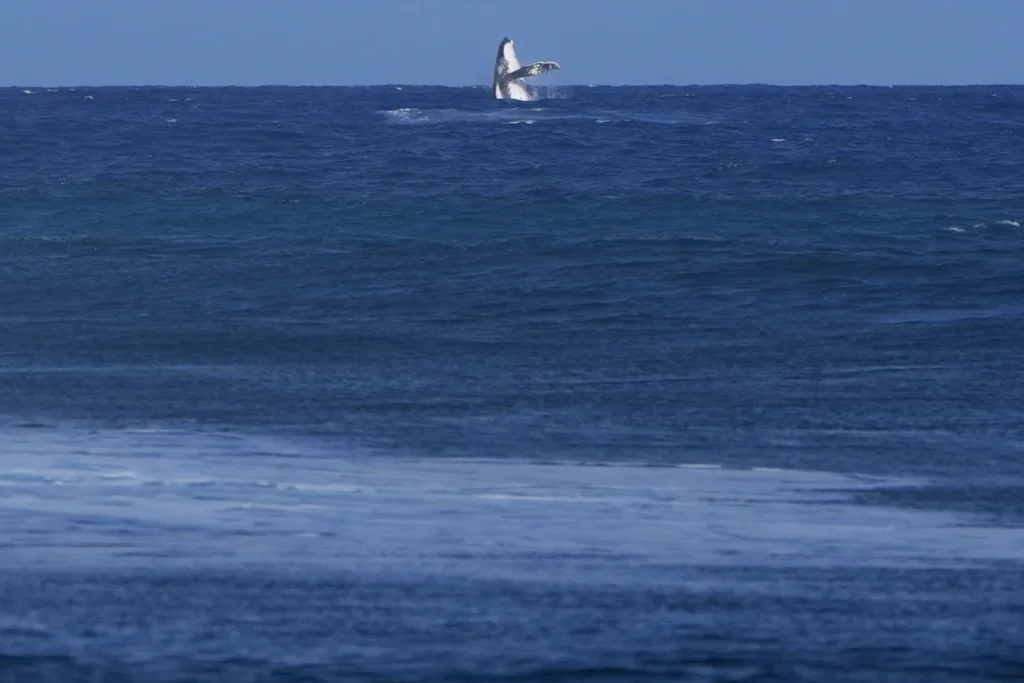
[{"xmin": 492, "ymin": 38, "xmax": 560, "ymax": 101}]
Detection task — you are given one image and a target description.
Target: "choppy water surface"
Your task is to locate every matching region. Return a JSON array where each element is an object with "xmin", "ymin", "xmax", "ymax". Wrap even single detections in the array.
[{"xmin": 1, "ymin": 85, "xmax": 1023, "ymax": 681}]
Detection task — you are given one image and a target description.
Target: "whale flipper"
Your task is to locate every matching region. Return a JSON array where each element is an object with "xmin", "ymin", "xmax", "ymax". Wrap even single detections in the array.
[
  {"xmin": 507, "ymin": 61, "xmax": 561, "ymax": 81},
  {"xmin": 492, "ymin": 38, "xmax": 560, "ymax": 101}
]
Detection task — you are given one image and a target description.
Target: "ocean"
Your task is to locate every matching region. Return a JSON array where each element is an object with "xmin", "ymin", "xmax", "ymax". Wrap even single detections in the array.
[{"xmin": 1, "ymin": 84, "xmax": 1023, "ymax": 682}]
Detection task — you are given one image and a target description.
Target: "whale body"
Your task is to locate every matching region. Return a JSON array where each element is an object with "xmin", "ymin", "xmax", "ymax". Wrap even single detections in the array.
[{"xmin": 492, "ymin": 38, "xmax": 560, "ymax": 101}]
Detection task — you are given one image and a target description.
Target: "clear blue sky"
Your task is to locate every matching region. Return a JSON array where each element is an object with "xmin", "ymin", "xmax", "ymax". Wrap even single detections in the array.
[{"xmin": 2, "ymin": 0, "xmax": 1021, "ymax": 86}]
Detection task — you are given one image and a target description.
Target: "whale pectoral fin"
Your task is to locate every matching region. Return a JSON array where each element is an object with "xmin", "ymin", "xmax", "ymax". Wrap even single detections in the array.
[{"xmin": 506, "ymin": 61, "xmax": 561, "ymax": 80}]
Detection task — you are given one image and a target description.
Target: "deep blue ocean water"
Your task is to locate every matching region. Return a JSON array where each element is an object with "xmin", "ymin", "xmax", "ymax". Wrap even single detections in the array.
[{"xmin": 1, "ymin": 84, "xmax": 1023, "ymax": 681}]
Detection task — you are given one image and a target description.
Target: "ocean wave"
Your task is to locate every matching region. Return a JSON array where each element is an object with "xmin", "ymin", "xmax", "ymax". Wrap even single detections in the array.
[{"xmin": 379, "ymin": 107, "xmax": 713, "ymax": 126}]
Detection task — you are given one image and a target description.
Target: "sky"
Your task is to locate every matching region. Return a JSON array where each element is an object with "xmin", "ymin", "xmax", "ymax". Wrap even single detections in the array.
[{"xmin": 1, "ymin": 0, "xmax": 1022, "ymax": 87}]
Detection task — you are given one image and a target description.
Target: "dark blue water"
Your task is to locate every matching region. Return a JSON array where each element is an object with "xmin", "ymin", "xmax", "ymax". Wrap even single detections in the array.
[{"xmin": 1, "ymin": 85, "xmax": 1023, "ymax": 681}]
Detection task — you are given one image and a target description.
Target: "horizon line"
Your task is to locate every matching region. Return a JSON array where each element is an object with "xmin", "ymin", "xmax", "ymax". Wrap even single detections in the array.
[{"xmin": 5, "ymin": 82, "xmax": 1023, "ymax": 89}]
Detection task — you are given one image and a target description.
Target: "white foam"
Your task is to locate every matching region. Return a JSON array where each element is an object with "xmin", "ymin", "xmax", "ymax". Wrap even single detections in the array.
[
  {"xmin": 997, "ymin": 220, "xmax": 1020, "ymax": 227},
  {"xmin": 2, "ymin": 426, "xmax": 1021, "ymax": 581},
  {"xmin": 381, "ymin": 108, "xmax": 708, "ymax": 127}
]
